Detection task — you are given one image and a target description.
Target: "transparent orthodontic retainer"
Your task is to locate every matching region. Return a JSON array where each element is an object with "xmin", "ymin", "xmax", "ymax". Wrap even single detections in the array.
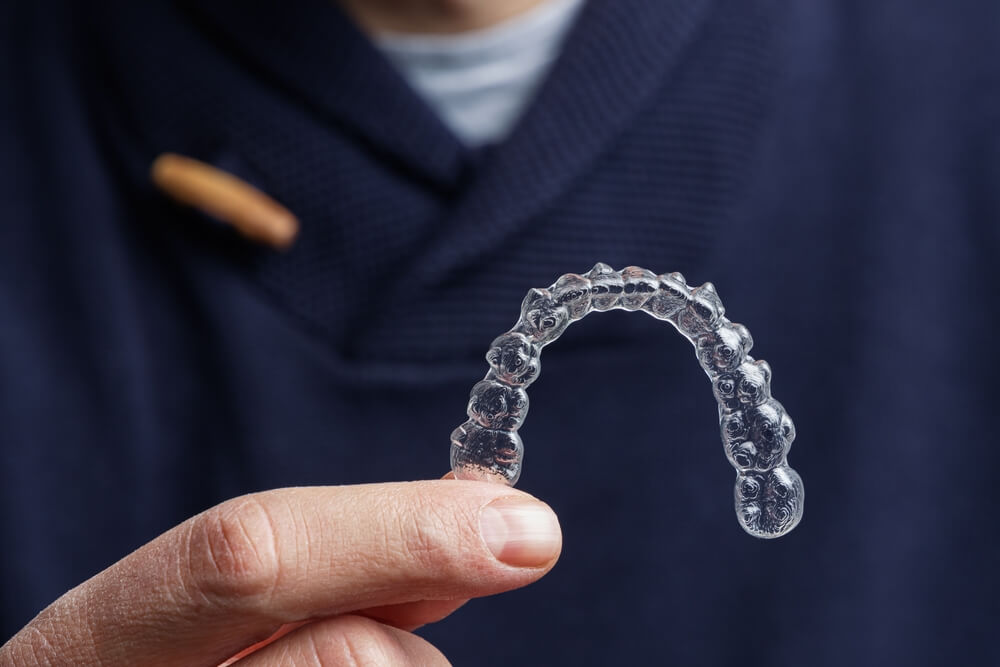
[{"xmin": 450, "ymin": 263, "xmax": 803, "ymax": 539}]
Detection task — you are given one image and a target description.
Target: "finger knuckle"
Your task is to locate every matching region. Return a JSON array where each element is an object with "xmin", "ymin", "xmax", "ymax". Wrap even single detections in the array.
[
  {"xmin": 390, "ymin": 499, "xmax": 469, "ymax": 581},
  {"xmin": 395, "ymin": 509, "xmax": 455, "ymax": 572},
  {"xmin": 183, "ymin": 495, "xmax": 282, "ymax": 605}
]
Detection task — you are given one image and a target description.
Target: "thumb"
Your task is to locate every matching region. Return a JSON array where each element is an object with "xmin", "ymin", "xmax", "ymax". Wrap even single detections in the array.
[{"xmin": 1, "ymin": 481, "xmax": 561, "ymax": 667}]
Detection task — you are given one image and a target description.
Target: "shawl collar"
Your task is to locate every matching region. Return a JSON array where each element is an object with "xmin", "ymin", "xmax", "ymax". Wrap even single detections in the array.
[
  {"xmin": 407, "ymin": 0, "xmax": 718, "ymax": 286},
  {"xmin": 179, "ymin": 0, "xmax": 469, "ymax": 188},
  {"xmin": 180, "ymin": 0, "xmax": 717, "ymax": 287}
]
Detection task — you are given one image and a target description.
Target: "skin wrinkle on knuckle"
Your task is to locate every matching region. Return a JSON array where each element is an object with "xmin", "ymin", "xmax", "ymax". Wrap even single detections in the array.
[
  {"xmin": 390, "ymin": 498, "xmax": 461, "ymax": 580},
  {"xmin": 378, "ymin": 491, "xmax": 492, "ymax": 599},
  {"xmin": 183, "ymin": 495, "xmax": 283, "ymax": 608},
  {"xmin": 283, "ymin": 494, "xmax": 318, "ymax": 584},
  {"xmin": 158, "ymin": 538, "xmax": 196, "ymax": 612},
  {"xmin": 346, "ymin": 486, "xmax": 444, "ymax": 576}
]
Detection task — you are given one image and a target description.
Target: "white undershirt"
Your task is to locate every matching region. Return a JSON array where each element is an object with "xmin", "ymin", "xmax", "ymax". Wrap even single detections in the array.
[{"xmin": 376, "ymin": 0, "xmax": 586, "ymax": 147}]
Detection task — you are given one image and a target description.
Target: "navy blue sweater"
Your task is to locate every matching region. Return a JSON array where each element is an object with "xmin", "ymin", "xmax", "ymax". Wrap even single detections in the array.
[{"xmin": 3, "ymin": 0, "xmax": 999, "ymax": 664}]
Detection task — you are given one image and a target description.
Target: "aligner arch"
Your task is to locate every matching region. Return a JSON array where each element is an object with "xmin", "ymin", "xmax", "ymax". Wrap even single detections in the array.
[{"xmin": 450, "ymin": 263, "xmax": 803, "ymax": 538}]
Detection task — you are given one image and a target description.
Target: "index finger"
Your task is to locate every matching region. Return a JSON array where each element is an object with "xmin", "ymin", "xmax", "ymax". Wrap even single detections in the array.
[{"xmin": 4, "ymin": 481, "xmax": 561, "ymax": 667}]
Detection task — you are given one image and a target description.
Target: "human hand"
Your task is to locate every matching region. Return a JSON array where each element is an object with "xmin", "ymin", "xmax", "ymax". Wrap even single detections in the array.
[{"xmin": 0, "ymin": 481, "xmax": 561, "ymax": 666}]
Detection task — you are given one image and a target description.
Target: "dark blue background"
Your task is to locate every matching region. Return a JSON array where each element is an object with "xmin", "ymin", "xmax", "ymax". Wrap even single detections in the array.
[{"xmin": 2, "ymin": 0, "xmax": 999, "ymax": 664}]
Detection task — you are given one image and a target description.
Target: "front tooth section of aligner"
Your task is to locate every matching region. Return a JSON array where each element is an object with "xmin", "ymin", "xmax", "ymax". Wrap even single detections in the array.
[
  {"xmin": 450, "ymin": 420, "xmax": 524, "ymax": 485},
  {"xmin": 486, "ymin": 332, "xmax": 541, "ymax": 387},
  {"xmin": 467, "ymin": 379, "xmax": 529, "ymax": 431},
  {"xmin": 677, "ymin": 282, "xmax": 726, "ymax": 337},
  {"xmin": 696, "ymin": 322, "xmax": 753, "ymax": 375},
  {"xmin": 642, "ymin": 272, "xmax": 690, "ymax": 320},
  {"xmin": 619, "ymin": 266, "xmax": 659, "ymax": 310},
  {"xmin": 550, "ymin": 273, "xmax": 593, "ymax": 320},
  {"xmin": 735, "ymin": 466, "xmax": 803, "ymax": 538},
  {"xmin": 585, "ymin": 262, "xmax": 625, "ymax": 311},
  {"xmin": 515, "ymin": 288, "xmax": 571, "ymax": 345}
]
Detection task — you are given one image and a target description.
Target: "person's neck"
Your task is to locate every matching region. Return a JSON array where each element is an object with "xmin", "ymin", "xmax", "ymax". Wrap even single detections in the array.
[{"xmin": 337, "ymin": 0, "xmax": 550, "ymax": 35}]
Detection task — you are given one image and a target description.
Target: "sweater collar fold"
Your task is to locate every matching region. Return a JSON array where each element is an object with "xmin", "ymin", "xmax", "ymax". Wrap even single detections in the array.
[
  {"xmin": 180, "ymin": 0, "xmax": 717, "ymax": 283},
  {"xmin": 179, "ymin": 0, "xmax": 470, "ymax": 188}
]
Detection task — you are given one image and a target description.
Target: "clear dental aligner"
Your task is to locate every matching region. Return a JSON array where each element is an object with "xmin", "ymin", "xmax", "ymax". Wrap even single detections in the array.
[{"xmin": 450, "ymin": 263, "xmax": 804, "ymax": 539}]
